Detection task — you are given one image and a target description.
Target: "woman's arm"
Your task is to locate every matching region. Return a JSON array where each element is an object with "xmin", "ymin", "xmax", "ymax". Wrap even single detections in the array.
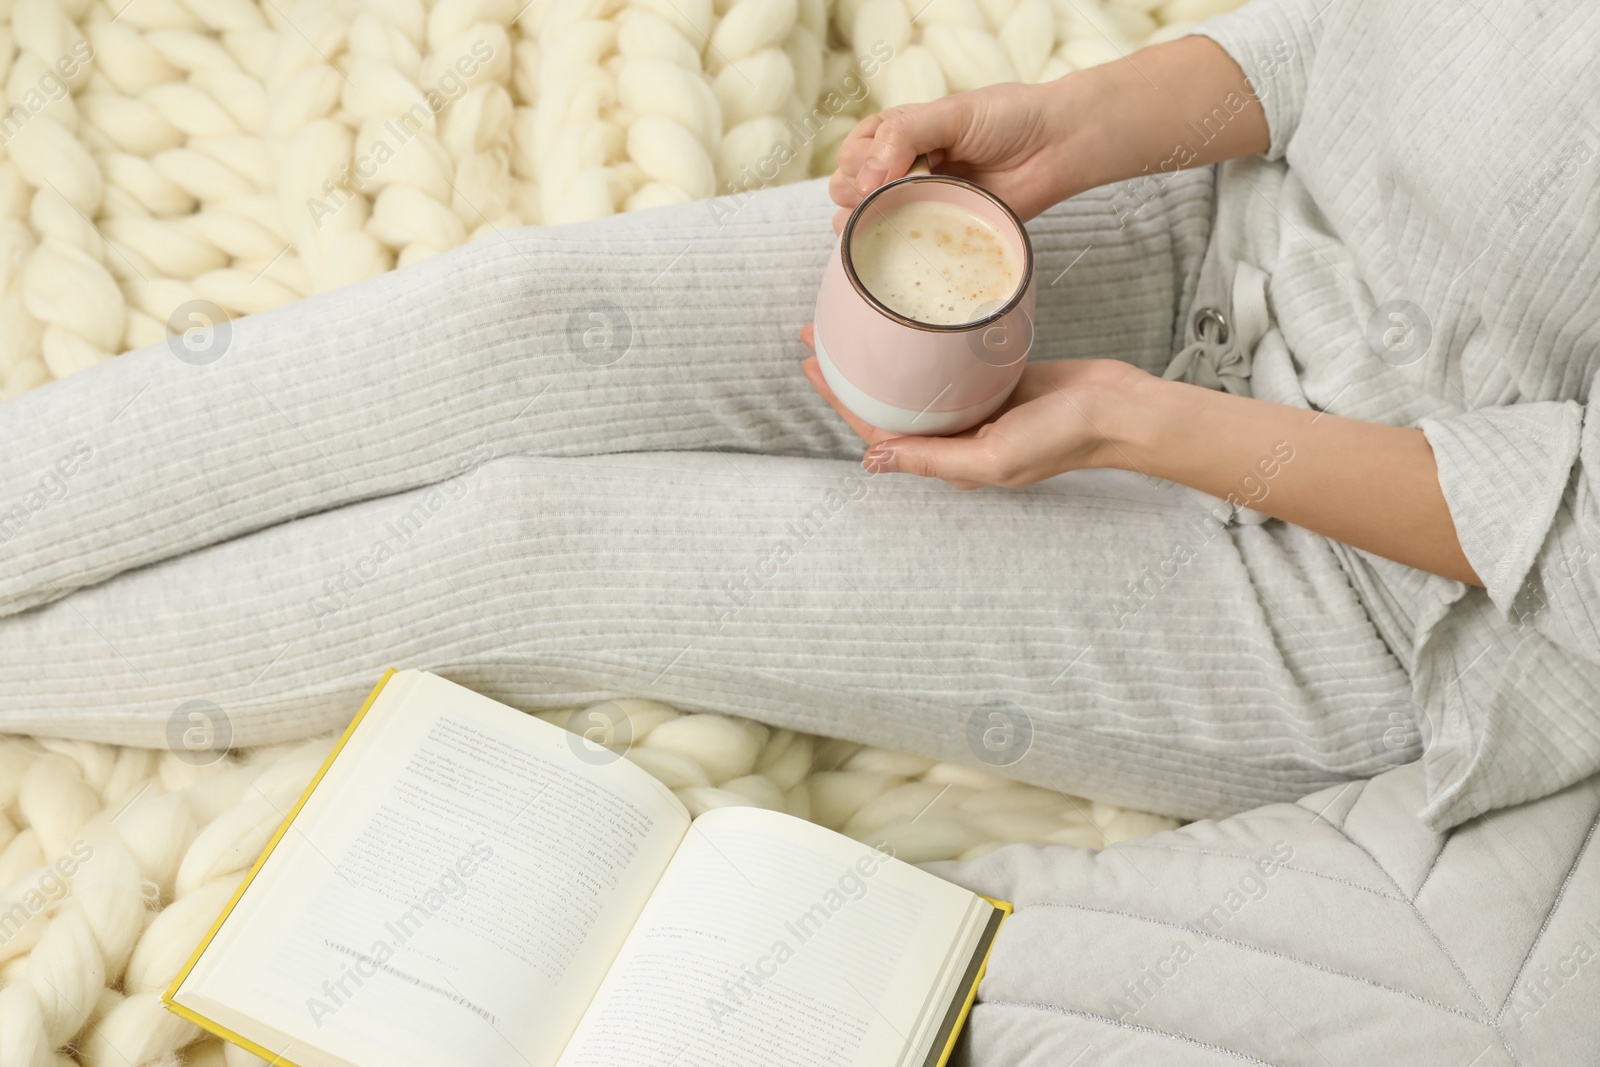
[
  {"xmin": 800, "ymin": 350, "xmax": 1482, "ymax": 587},
  {"xmin": 829, "ymin": 35, "xmax": 1270, "ymax": 225},
  {"xmin": 1044, "ymin": 34, "xmax": 1273, "ymax": 197},
  {"xmin": 1063, "ymin": 39, "xmax": 1477, "ymax": 582},
  {"xmin": 818, "ymin": 35, "xmax": 1480, "ymax": 586},
  {"xmin": 1114, "ymin": 374, "xmax": 1482, "ymax": 586}
]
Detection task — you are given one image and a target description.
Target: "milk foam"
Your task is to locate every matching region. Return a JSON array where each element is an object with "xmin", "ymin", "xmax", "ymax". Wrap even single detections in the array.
[{"xmin": 850, "ymin": 199, "xmax": 1022, "ymax": 326}]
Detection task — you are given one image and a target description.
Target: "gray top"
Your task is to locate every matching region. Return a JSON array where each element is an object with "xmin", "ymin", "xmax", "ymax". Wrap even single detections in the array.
[{"xmin": 1192, "ymin": 0, "xmax": 1600, "ymax": 831}]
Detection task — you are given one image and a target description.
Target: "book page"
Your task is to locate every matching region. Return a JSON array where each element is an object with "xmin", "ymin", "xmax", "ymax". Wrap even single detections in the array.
[
  {"xmin": 181, "ymin": 672, "xmax": 690, "ymax": 1067},
  {"xmin": 553, "ymin": 807, "xmax": 986, "ymax": 1067}
]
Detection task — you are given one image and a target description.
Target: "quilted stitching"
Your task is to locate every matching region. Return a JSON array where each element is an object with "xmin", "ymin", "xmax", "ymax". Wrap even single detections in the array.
[{"xmin": 930, "ymin": 763, "xmax": 1600, "ymax": 1065}]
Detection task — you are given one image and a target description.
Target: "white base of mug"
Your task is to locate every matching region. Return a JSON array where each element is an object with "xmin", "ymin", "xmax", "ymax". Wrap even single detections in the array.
[{"xmin": 813, "ymin": 332, "xmax": 1011, "ymax": 436}]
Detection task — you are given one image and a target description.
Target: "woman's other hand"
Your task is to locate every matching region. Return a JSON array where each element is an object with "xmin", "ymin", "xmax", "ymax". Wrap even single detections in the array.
[
  {"xmin": 829, "ymin": 37, "xmax": 1275, "ymax": 234},
  {"xmin": 799, "ymin": 324, "xmax": 1147, "ymax": 488},
  {"xmin": 800, "ymin": 323, "xmax": 1481, "ymax": 584},
  {"xmin": 827, "ymin": 83, "xmax": 1088, "ymax": 232}
]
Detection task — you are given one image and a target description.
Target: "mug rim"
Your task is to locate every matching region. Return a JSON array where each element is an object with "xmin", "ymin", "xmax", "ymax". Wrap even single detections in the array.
[{"xmin": 839, "ymin": 172, "xmax": 1035, "ymax": 334}]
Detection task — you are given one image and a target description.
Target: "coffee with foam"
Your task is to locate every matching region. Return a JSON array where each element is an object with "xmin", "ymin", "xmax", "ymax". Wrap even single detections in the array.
[{"xmin": 849, "ymin": 199, "xmax": 1022, "ymax": 326}]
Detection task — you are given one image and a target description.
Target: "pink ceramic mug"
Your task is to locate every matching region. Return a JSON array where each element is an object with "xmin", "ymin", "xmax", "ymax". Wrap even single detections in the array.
[{"xmin": 813, "ymin": 164, "xmax": 1036, "ymax": 435}]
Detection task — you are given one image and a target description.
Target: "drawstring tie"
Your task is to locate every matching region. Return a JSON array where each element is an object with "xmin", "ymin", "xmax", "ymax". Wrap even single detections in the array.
[
  {"xmin": 1163, "ymin": 261, "xmax": 1270, "ymax": 398},
  {"xmin": 1163, "ymin": 261, "xmax": 1274, "ymax": 526}
]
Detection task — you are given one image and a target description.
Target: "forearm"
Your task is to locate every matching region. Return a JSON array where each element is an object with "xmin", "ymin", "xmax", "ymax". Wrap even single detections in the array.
[
  {"xmin": 1047, "ymin": 35, "xmax": 1271, "ymax": 198},
  {"xmin": 1051, "ymin": 38, "xmax": 1471, "ymax": 577},
  {"xmin": 1106, "ymin": 374, "xmax": 1482, "ymax": 586}
]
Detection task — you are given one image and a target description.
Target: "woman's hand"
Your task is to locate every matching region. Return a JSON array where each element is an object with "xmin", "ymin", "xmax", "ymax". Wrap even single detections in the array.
[
  {"xmin": 798, "ymin": 324, "xmax": 1146, "ymax": 488},
  {"xmin": 828, "ymin": 82, "xmax": 1089, "ymax": 232},
  {"xmin": 830, "ymin": 37, "xmax": 1276, "ymax": 234},
  {"xmin": 800, "ymin": 323, "xmax": 1480, "ymax": 584}
]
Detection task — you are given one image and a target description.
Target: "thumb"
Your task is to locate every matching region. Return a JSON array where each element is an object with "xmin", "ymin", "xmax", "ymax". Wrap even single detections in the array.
[{"xmin": 854, "ymin": 98, "xmax": 970, "ymax": 194}]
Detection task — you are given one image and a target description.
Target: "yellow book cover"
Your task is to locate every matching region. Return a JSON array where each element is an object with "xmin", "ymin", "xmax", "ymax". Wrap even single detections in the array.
[
  {"xmin": 162, "ymin": 668, "xmax": 399, "ymax": 1066},
  {"xmin": 162, "ymin": 671, "xmax": 1011, "ymax": 1067}
]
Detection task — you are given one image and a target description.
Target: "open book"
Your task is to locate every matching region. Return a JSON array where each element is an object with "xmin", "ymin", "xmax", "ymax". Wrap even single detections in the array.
[{"xmin": 164, "ymin": 669, "xmax": 1010, "ymax": 1067}]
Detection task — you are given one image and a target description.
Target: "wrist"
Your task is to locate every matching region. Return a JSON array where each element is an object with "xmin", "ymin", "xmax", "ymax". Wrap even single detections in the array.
[
  {"xmin": 1036, "ymin": 71, "xmax": 1123, "ymax": 200},
  {"xmin": 1090, "ymin": 367, "xmax": 1192, "ymax": 475},
  {"xmin": 1038, "ymin": 36, "xmax": 1271, "ymax": 200}
]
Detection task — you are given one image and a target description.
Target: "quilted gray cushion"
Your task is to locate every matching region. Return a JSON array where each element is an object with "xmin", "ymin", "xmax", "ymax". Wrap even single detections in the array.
[{"xmin": 929, "ymin": 763, "xmax": 1600, "ymax": 1065}]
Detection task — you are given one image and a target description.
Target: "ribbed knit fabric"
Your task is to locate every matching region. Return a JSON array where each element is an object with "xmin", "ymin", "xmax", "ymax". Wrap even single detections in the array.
[
  {"xmin": 0, "ymin": 169, "xmax": 1419, "ymax": 823},
  {"xmin": 1194, "ymin": 0, "xmax": 1600, "ymax": 830},
  {"xmin": 5, "ymin": 0, "xmax": 1596, "ymax": 832}
]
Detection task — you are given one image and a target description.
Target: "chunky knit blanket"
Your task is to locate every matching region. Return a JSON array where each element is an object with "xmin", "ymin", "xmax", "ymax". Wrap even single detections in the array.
[
  {"xmin": 0, "ymin": 710, "xmax": 1179, "ymax": 1067},
  {"xmin": 0, "ymin": 0, "xmax": 1250, "ymax": 1062},
  {"xmin": 0, "ymin": 0, "xmax": 1240, "ymax": 392}
]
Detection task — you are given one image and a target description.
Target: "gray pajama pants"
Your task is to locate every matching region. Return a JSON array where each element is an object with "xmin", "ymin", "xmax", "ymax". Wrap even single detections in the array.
[{"xmin": 0, "ymin": 170, "xmax": 1413, "ymax": 821}]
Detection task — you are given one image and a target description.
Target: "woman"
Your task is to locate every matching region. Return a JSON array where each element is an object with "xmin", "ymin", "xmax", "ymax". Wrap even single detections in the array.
[{"xmin": 2, "ymin": 0, "xmax": 1595, "ymax": 831}]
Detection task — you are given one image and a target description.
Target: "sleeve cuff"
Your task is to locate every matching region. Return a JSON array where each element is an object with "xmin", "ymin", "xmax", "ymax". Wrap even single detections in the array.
[
  {"xmin": 1189, "ymin": 0, "xmax": 1321, "ymax": 160},
  {"xmin": 1419, "ymin": 626, "xmax": 1600, "ymax": 832},
  {"xmin": 1419, "ymin": 401, "xmax": 1583, "ymax": 613}
]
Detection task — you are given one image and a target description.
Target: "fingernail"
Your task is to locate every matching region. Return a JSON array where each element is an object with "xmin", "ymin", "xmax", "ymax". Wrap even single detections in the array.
[
  {"xmin": 856, "ymin": 162, "xmax": 886, "ymax": 193},
  {"xmin": 863, "ymin": 445, "xmax": 895, "ymax": 473}
]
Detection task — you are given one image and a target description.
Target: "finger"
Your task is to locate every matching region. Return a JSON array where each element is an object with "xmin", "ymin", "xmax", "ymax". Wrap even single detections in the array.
[
  {"xmin": 832, "ymin": 207, "xmax": 850, "ymax": 235},
  {"xmin": 829, "ymin": 115, "xmax": 884, "ymax": 208},
  {"xmin": 854, "ymin": 98, "xmax": 970, "ymax": 194},
  {"xmin": 829, "ymin": 170, "xmax": 865, "ymax": 213},
  {"xmin": 801, "ymin": 356, "xmax": 894, "ymax": 445},
  {"xmin": 835, "ymin": 114, "xmax": 884, "ymax": 179},
  {"xmin": 863, "ymin": 432, "xmax": 1011, "ymax": 486},
  {"xmin": 799, "ymin": 323, "xmax": 814, "ymax": 349}
]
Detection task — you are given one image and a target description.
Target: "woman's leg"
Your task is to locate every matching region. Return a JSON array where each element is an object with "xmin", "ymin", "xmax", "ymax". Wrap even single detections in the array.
[
  {"xmin": 0, "ymin": 447, "xmax": 1410, "ymax": 821},
  {"xmin": 0, "ymin": 171, "xmax": 1213, "ymax": 617}
]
